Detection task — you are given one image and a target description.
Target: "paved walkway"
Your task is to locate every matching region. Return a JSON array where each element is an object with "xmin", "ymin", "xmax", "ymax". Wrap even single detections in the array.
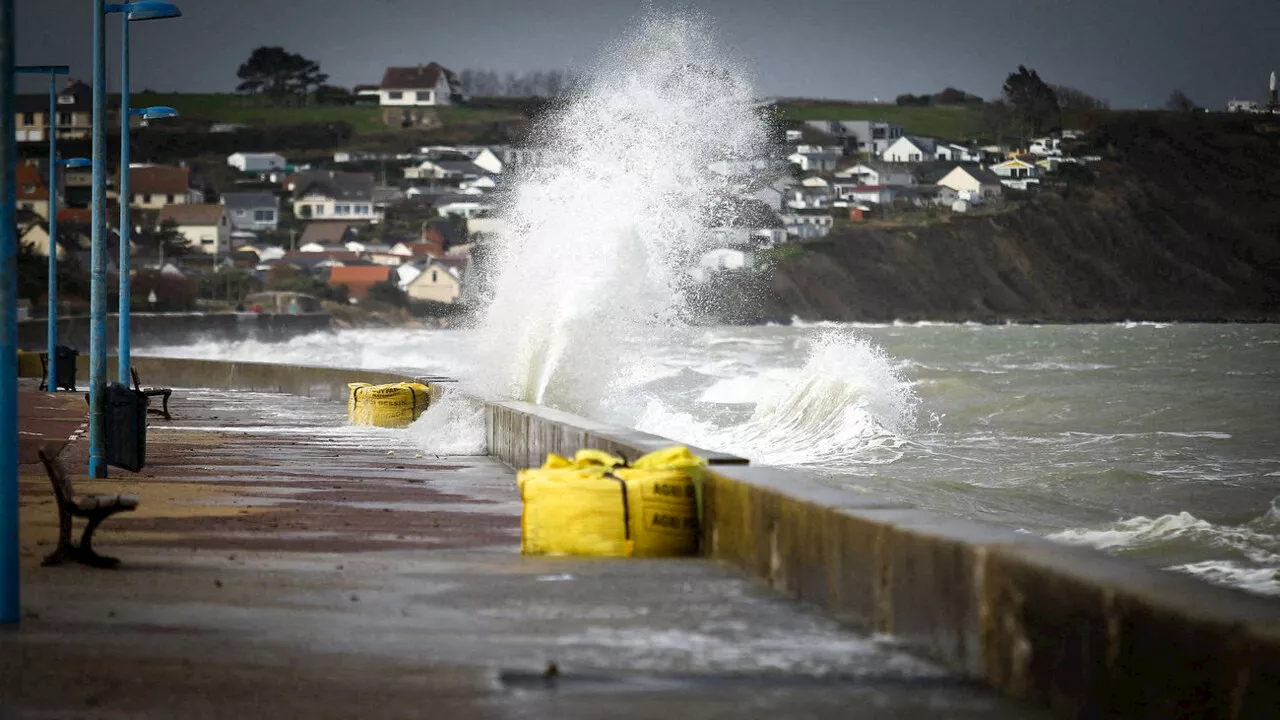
[{"xmin": 3, "ymin": 386, "xmax": 1045, "ymax": 719}]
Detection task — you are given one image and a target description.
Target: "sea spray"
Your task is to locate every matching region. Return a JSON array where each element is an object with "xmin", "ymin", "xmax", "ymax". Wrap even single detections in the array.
[
  {"xmin": 406, "ymin": 388, "xmax": 488, "ymax": 456},
  {"xmin": 471, "ymin": 10, "xmax": 772, "ymax": 417},
  {"xmin": 636, "ymin": 331, "xmax": 921, "ymax": 467}
]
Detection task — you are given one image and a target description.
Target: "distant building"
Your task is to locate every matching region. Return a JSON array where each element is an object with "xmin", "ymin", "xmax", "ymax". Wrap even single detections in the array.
[
  {"xmin": 158, "ymin": 203, "xmax": 231, "ymax": 256},
  {"xmin": 804, "ymin": 119, "xmax": 905, "ymax": 156},
  {"xmin": 14, "ymin": 79, "xmax": 103, "ymax": 143},
  {"xmin": 364, "ymin": 64, "xmax": 458, "ymax": 107},
  {"xmin": 287, "ymin": 170, "xmax": 379, "ymax": 223},
  {"xmin": 127, "ymin": 166, "xmax": 203, "ymax": 210},
  {"xmin": 882, "ymin": 135, "xmax": 938, "ymax": 163},
  {"xmin": 937, "ymin": 166, "xmax": 1003, "ymax": 202},
  {"xmin": 228, "ymin": 152, "xmax": 287, "ymax": 174},
  {"xmin": 221, "ymin": 192, "xmax": 280, "ymax": 232}
]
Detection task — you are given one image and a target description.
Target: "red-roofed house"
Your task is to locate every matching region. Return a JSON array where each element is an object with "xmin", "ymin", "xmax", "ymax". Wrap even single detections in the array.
[
  {"xmin": 16, "ymin": 163, "xmax": 49, "ymax": 219},
  {"xmin": 328, "ymin": 265, "xmax": 393, "ymax": 300},
  {"xmin": 361, "ymin": 64, "xmax": 458, "ymax": 107}
]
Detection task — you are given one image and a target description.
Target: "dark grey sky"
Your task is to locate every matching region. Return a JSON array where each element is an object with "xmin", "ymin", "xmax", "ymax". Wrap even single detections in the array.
[{"xmin": 15, "ymin": 0, "xmax": 1280, "ymax": 109}]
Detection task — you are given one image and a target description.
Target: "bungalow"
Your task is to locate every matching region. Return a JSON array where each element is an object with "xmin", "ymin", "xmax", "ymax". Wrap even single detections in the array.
[
  {"xmin": 289, "ymin": 171, "xmax": 379, "ymax": 223},
  {"xmin": 227, "ymin": 152, "xmax": 286, "ymax": 173},
  {"xmin": 837, "ymin": 162, "xmax": 915, "ymax": 187},
  {"xmin": 934, "ymin": 143, "xmax": 976, "ymax": 163},
  {"xmin": 787, "ymin": 145, "xmax": 840, "ymax": 173},
  {"xmin": 16, "ymin": 163, "xmax": 49, "ymax": 219},
  {"xmin": 937, "ymin": 166, "xmax": 1003, "ymax": 201},
  {"xmin": 990, "ymin": 158, "xmax": 1043, "ymax": 189},
  {"xmin": 158, "ymin": 203, "xmax": 230, "ymax": 256},
  {"xmin": 128, "ymin": 165, "xmax": 203, "ymax": 210},
  {"xmin": 882, "ymin": 136, "xmax": 938, "ymax": 163},
  {"xmin": 221, "ymin": 192, "xmax": 280, "ymax": 232},
  {"xmin": 844, "ymin": 184, "xmax": 895, "ymax": 205},
  {"xmin": 364, "ymin": 64, "xmax": 458, "ymax": 107},
  {"xmin": 405, "ymin": 259, "xmax": 462, "ymax": 304},
  {"xmin": 328, "ymin": 264, "xmax": 393, "ymax": 301}
]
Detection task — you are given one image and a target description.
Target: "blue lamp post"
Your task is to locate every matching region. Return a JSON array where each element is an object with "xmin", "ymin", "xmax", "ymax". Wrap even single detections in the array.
[
  {"xmin": 110, "ymin": 1, "xmax": 181, "ymax": 386},
  {"xmin": 118, "ymin": 105, "xmax": 176, "ymax": 385},
  {"xmin": 88, "ymin": 0, "xmax": 181, "ymax": 478},
  {"xmin": 15, "ymin": 65, "xmax": 70, "ymax": 393},
  {"xmin": 2, "ymin": 0, "xmax": 18, "ymax": 625}
]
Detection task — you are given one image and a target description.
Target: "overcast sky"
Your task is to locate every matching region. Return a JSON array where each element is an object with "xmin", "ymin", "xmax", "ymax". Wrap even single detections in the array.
[{"xmin": 15, "ymin": 0, "xmax": 1280, "ymax": 109}]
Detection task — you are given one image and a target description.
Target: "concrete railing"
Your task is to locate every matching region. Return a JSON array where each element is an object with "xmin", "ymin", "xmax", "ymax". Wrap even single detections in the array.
[{"xmin": 24, "ymin": 356, "xmax": 1279, "ymax": 719}]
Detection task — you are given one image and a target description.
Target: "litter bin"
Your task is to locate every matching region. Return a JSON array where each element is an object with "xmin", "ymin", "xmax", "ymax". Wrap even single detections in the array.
[
  {"xmin": 54, "ymin": 345, "xmax": 78, "ymax": 391},
  {"xmin": 104, "ymin": 382, "xmax": 147, "ymax": 472}
]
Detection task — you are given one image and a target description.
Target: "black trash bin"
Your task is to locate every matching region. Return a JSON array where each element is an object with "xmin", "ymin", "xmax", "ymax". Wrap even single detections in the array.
[
  {"xmin": 104, "ymin": 382, "xmax": 148, "ymax": 472},
  {"xmin": 54, "ymin": 345, "xmax": 78, "ymax": 391}
]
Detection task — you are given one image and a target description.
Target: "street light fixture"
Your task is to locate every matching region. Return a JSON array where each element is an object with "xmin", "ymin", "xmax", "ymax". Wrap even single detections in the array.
[
  {"xmin": 17, "ymin": 66, "xmax": 72, "ymax": 394},
  {"xmin": 109, "ymin": 1, "xmax": 182, "ymax": 389},
  {"xmin": 88, "ymin": 0, "xmax": 181, "ymax": 479}
]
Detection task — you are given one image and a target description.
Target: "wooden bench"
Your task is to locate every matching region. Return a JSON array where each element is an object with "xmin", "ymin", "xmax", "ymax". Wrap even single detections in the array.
[
  {"xmin": 37, "ymin": 444, "xmax": 139, "ymax": 569},
  {"xmin": 131, "ymin": 367, "xmax": 173, "ymax": 420}
]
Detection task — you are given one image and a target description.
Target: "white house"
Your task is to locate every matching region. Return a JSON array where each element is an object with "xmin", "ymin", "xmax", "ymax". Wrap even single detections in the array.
[
  {"xmin": 158, "ymin": 203, "xmax": 230, "ymax": 256},
  {"xmin": 844, "ymin": 185, "xmax": 895, "ymax": 205},
  {"xmin": 405, "ymin": 260, "xmax": 463, "ymax": 303},
  {"xmin": 787, "ymin": 149, "xmax": 839, "ymax": 173},
  {"xmin": 1028, "ymin": 138, "xmax": 1063, "ymax": 157},
  {"xmin": 781, "ymin": 213, "xmax": 833, "ymax": 240},
  {"xmin": 289, "ymin": 171, "xmax": 380, "ymax": 223},
  {"xmin": 227, "ymin": 152, "xmax": 286, "ymax": 173},
  {"xmin": 990, "ymin": 158, "xmax": 1043, "ymax": 189},
  {"xmin": 935, "ymin": 143, "xmax": 976, "ymax": 162},
  {"xmin": 463, "ymin": 147, "xmax": 503, "ymax": 174},
  {"xmin": 838, "ymin": 162, "xmax": 915, "ymax": 187},
  {"xmin": 366, "ymin": 64, "xmax": 456, "ymax": 107},
  {"xmin": 882, "ymin": 136, "xmax": 938, "ymax": 163},
  {"xmin": 937, "ymin": 166, "xmax": 1004, "ymax": 201}
]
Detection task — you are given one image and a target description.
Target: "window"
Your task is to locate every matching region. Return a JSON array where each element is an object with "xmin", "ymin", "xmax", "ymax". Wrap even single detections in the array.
[
  {"xmin": 387, "ymin": 91, "xmax": 403, "ymax": 100},
  {"xmin": 355, "ymin": 204, "xmax": 370, "ymax": 215},
  {"xmin": 202, "ymin": 238, "xmax": 215, "ymax": 245},
  {"xmin": 22, "ymin": 113, "xmax": 34, "ymax": 126},
  {"xmin": 431, "ymin": 270, "xmax": 438, "ymax": 282},
  {"xmin": 19, "ymin": 202, "xmax": 33, "ymax": 211},
  {"xmin": 22, "ymin": 185, "xmax": 35, "ymax": 194},
  {"xmin": 166, "ymin": 194, "xmax": 175, "ymax": 204},
  {"xmin": 314, "ymin": 204, "xmax": 325, "ymax": 217},
  {"xmin": 57, "ymin": 93, "xmax": 75, "ymax": 105},
  {"xmin": 423, "ymin": 91, "xmax": 434, "ymax": 103},
  {"xmin": 58, "ymin": 112, "xmax": 73, "ymax": 126},
  {"xmin": 253, "ymin": 210, "xmax": 275, "ymax": 223},
  {"xmin": 334, "ymin": 204, "xmax": 351, "ymax": 215}
]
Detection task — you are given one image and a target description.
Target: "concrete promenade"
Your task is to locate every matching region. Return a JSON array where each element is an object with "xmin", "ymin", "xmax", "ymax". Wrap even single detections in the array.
[{"xmin": 3, "ymin": 384, "xmax": 1043, "ymax": 719}]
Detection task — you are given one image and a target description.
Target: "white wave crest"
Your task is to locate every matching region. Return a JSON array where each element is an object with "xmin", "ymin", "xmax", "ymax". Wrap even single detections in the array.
[
  {"xmin": 406, "ymin": 389, "xmax": 488, "ymax": 456},
  {"xmin": 639, "ymin": 331, "xmax": 919, "ymax": 467}
]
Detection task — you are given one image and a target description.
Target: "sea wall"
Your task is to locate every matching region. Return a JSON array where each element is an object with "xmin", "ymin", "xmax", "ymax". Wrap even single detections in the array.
[
  {"xmin": 17, "ymin": 312, "xmax": 332, "ymax": 352},
  {"xmin": 30, "ymin": 356, "xmax": 1279, "ymax": 719}
]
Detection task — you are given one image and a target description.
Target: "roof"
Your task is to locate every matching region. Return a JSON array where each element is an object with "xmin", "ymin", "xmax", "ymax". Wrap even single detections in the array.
[
  {"xmin": 948, "ymin": 166, "xmax": 1003, "ymax": 185},
  {"xmin": 380, "ymin": 63, "xmax": 455, "ymax": 90},
  {"xmin": 422, "ymin": 218, "xmax": 462, "ymax": 248},
  {"xmin": 432, "ymin": 160, "xmax": 488, "ymax": 176},
  {"xmin": 896, "ymin": 136, "xmax": 938, "ymax": 154},
  {"xmin": 57, "ymin": 208, "xmax": 91, "ymax": 225},
  {"xmin": 849, "ymin": 185, "xmax": 889, "ymax": 192},
  {"xmin": 221, "ymin": 192, "xmax": 278, "ymax": 210},
  {"xmin": 328, "ymin": 265, "xmax": 393, "ymax": 299},
  {"xmin": 130, "ymin": 166, "xmax": 191, "ymax": 196},
  {"xmin": 289, "ymin": 170, "xmax": 375, "ymax": 201},
  {"xmin": 158, "ymin": 204, "xmax": 225, "ymax": 226},
  {"xmin": 16, "ymin": 164, "xmax": 47, "ymax": 200},
  {"xmin": 282, "ymin": 250, "xmax": 359, "ymax": 263},
  {"xmin": 300, "ymin": 222, "xmax": 351, "ymax": 246},
  {"xmin": 16, "ymin": 80, "xmax": 99, "ymax": 114}
]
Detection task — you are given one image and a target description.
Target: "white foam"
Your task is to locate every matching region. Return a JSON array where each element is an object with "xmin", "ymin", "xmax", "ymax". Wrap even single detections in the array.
[{"xmin": 406, "ymin": 390, "xmax": 488, "ymax": 456}]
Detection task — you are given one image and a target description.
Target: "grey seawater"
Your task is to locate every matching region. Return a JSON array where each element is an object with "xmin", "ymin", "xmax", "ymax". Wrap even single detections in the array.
[{"xmin": 141, "ymin": 322, "xmax": 1280, "ymax": 596}]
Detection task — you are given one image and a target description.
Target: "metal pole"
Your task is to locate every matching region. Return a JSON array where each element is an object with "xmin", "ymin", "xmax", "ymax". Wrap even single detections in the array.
[
  {"xmin": 46, "ymin": 72, "xmax": 58, "ymax": 392},
  {"xmin": 1, "ymin": 0, "xmax": 21, "ymax": 624},
  {"xmin": 89, "ymin": 0, "xmax": 108, "ymax": 478},
  {"xmin": 117, "ymin": 13, "xmax": 130, "ymax": 385}
]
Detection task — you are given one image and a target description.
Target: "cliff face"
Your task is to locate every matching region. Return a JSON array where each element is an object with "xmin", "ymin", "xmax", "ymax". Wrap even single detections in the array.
[{"xmin": 765, "ymin": 115, "xmax": 1280, "ymax": 323}]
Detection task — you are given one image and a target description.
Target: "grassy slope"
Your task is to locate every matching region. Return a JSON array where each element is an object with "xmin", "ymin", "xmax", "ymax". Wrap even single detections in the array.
[
  {"xmin": 777, "ymin": 102, "xmax": 989, "ymax": 141},
  {"xmin": 129, "ymin": 93, "xmax": 525, "ymax": 134}
]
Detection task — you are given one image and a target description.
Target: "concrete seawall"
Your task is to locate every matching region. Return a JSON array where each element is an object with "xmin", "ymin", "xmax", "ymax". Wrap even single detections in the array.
[
  {"xmin": 27, "ymin": 356, "xmax": 1280, "ymax": 719},
  {"xmin": 18, "ymin": 312, "xmax": 332, "ymax": 352}
]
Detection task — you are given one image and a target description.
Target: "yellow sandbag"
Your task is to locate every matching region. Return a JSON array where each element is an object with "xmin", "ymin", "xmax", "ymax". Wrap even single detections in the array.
[
  {"xmin": 17, "ymin": 350, "xmax": 44, "ymax": 378},
  {"xmin": 347, "ymin": 381, "xmax": 430, "ymax": 428},
  {"xmin": 519, "ymin": 446, "xmax": 705, "ymax": 558}
]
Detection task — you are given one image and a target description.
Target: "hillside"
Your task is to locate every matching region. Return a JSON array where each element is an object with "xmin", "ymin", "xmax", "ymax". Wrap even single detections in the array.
[{"xmin": 761, "ymin": 113, "xmax": 1280, "ymax": 323}]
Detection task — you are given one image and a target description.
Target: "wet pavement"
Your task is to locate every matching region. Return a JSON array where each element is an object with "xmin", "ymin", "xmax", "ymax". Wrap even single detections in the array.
[{"xmin": 3, "ymin": 384, "xmax": 1046, "ymax": 718}]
